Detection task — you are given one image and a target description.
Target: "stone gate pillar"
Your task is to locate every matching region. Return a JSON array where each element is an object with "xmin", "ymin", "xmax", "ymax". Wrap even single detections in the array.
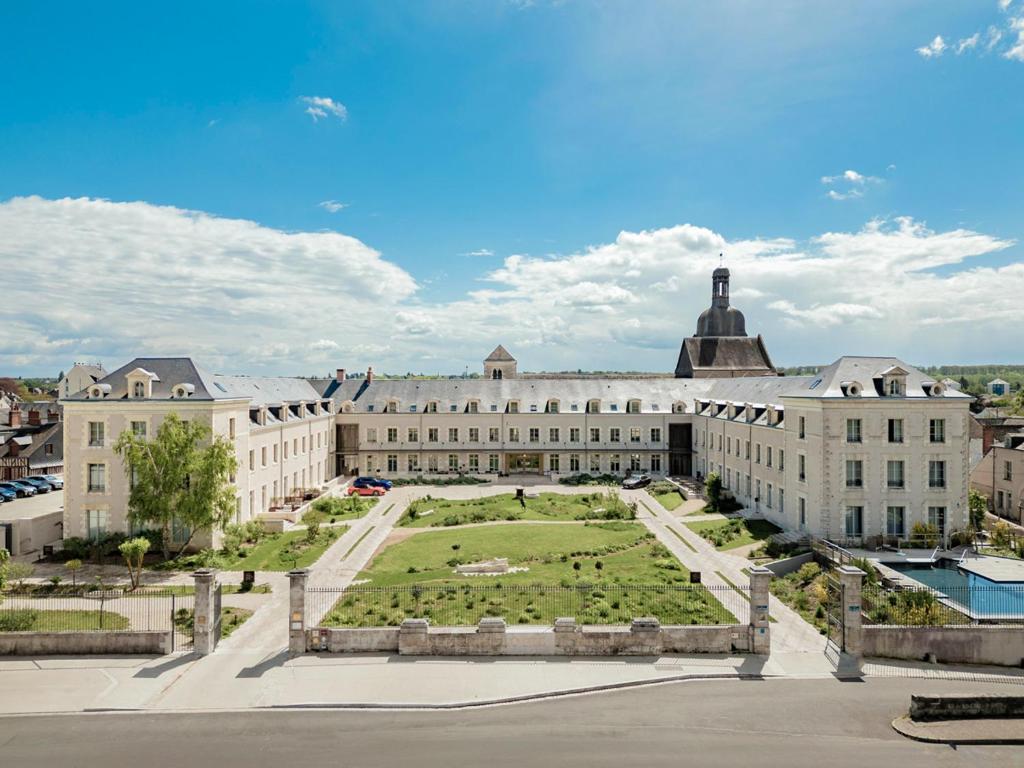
[
  {"xmin": 747, "ymin": 565, "xmax": 771, "ymax": 655},
  {"xmin": 288, "ymin": 568, "xmax": 309, "ymax": 654},
  {"xmin": 192, "ymin": 568, "xmax": 217, "ymax": 656},
  {"xmin": 837, "ymin": 565, "xmax": 864, "ymax": 672}
]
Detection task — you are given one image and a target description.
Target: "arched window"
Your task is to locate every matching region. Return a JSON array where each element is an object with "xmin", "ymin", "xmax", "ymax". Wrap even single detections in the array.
[
  {"xmin": 627, "ymin": 399, "xmax": 641, "ymax": 414},
  {"xmin": 492, "ymin": 369, "xmax": 502, "ymax": 380},
  {"xmin": 546, "ymin": 399, "xmax": 560, "ymax": 414},
  {"xmin": 133, "ymin": 381, "xmax": 145, "ymax": 398},
  {"xmin": 586, "ymin": 399, "xmax": 600, "ymax": 414}
]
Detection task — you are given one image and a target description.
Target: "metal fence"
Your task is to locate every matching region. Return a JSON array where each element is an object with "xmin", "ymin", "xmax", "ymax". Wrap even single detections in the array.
[
  {"xmin": 308, "ymin": 583, "xmax": 749, "ymax": 628},
  {"xmin": 862, "ymin": 583, "xmax": 1024, "ymax": 626},
  {"xmin": 0, "ymin": 588, "xmax": 195, "ymax": 650}
]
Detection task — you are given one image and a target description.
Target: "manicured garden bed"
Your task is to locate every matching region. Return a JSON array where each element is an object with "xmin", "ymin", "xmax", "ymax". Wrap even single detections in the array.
[
  {"xmin": 685, "ymin": 518, "xmax": 781, "ymax": 551},
  {"xmin": 399, "ymin": 492, "xmax": 634, "ymax": 528},
  {"xmin": 153, "ymin": 526, "xmax": 346, "ymax": 572},
  {"xmin": 0, "ymin": 609, "xmax": 130, "ymax": 632}
]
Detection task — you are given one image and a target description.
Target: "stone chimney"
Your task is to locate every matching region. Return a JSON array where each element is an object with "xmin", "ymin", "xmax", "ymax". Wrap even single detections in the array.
[
  {"xmin": 8, "ymin": 409, "xmax": 21, "ymax": 428},
  {"xmin": 335, "ymin": 368, "xmax": 346, "ymax": 383},
  {"xmin": 47, "ymin": 409, "xmax": 59, "ymax": 423},
  {"xmin": 27, "ymin": 409, "xmax": 40, "ymax": 427},
  {"xmin": 366, "ymin": 366, "xmax": 374, "ymax": 383}
]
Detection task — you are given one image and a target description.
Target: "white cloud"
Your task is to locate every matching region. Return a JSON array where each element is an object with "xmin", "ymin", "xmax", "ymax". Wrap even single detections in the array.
[
  {"xmin": 463, "ymin": 248, "xmax": 495, "ymax": 257},
  {"xmin": 2, "ymin": 199, "xmax": 1020, "ymax": 373},
  {"xmin": 956, "ymin": 32, "xmax": 980, "ymax": 54},
  {"xmin": 826, "ymin": 189, "xmax": 863, "ymax": 201},
  {"xmin": 1005, "ymin": 15, "xmax": 1024, "ymax": 60},
  {"xmin": 299, "ymin": 96, "xmax": 347, "ymax": 122},
  {"xmin": 916, "ymin": 35, "xmax": 947, "ymax": 58},
  {"xmin": 987, "ymin": 25, "xmax": 1004, "ymax": 52},
  {"xmin": 821, "ymin": 169, "xmax": 880, "ymax": 201},
  {"xmin": 1000, "ymin": 0, "xmax": 1013, "ymax": 11},
  {"xmin": 318, "ymin": 200, "xmax": 349, "ymax": 213}
]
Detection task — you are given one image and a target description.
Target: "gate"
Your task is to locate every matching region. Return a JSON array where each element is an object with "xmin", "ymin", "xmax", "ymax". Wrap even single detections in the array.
[
  {"xmin": 824, "ymin": 575, "xmax": 845, "ymax": 654},
  {"xmin": 170, "ymin": 593, "xmax": 196, "ymax": 653}
]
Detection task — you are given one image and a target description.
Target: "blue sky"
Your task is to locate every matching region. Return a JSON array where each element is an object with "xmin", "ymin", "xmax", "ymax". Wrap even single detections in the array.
[{"xmin": 1, "ymin": 1, "xmax": 1022, "ymax": 376}]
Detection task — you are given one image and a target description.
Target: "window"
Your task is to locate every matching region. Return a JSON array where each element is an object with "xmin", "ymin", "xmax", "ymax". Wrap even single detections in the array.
[
  {"xmin": 752, "ymin": 477, "xmax": 758, "ymax": 499},
  {"xmin": 88, "ymin": 421, "xmax": 105, "ymax": 447},
  {"xmin": 426, "ymin": 401, "xmax": 438, "ymax": 414},
  {"xmin": 86, "ymin": 509, "xmax": 108, "ymax": 541},
  {"xmin": 929, "ymin": 419, "xmax": 945, "ymax": 444},
  {"xmin": 408, "ymin": 455, "xmax": 419, "ymax": 472},
  {"xmin": 887, "ymin": 459, "xmax": 905, "ymax": 489},
  {"xmin": 448, "ymin": 428, "xmax": 459, "ymax": 443},
  {"xmin": 627, "ymin": 400, "xmax": 640, "ymax": 414},
  {"xmin": 547, "ymin": 400, "xmax": 559, "ymax": 414},
  {"xmin": 366, "ymin": 428, "xmax": 377, "ymax": 443},
  {"xmin": 726, "ymin": 436, "xmax": 732, "ymax": 454},
  {"xmin": 489, "ymin": 454, "xmax": 500, "ymax": 472},
  {"xmin": 887, "ymin": 378, "xmax": 904, "ymax": 396},
  {"xmin": 529, "ymin": 428, "xmax": 540, "ymax": 443},
  {"xmin": 609, "ymin": 454, "xmax": 621, "ymax": 472},
  {"xmin": 133, "ymin": 381, "xmax": 146, "ymax": 398},
  {"xmin": 590, "ymin": 427, "xmax": 600, "ymax": 442},
  {"xmin": 845, "ymin": 459, "xmax": 863, "ymax": 488},
  {"xmin": 428, "ymin": 455, "xmax": 438, "ymax": 472},
  {"xmin": 530, "ymin": 404, "xmax": 538, "ymax": 412},
  {"xmin": 778, "ymin": 449, "xmax": 785, "ymax": 471},
  {"xmin": 779, "ymin": 488, "xmax": 785, "ymax": 515},
  {"xmin": 766, "ymin": 446, "xmax": 773, "ymax": 468},
  {"xmin": 651, "ymin": 428, "xmax": 661, "ymax": 443},
  {"xmin": 468, "ymin": 454, "xmax": 479, "ymax": 471},
  {"xmin": 387, "ymin": 454, "xmax": 398, "ymax": 473},
  {"xmin": 755, "ymin": 443, "xmax": 761, "ymax": 464},
  {"xmin": 651, "ymin": 454, "xmax": 661, "ymax": 472},
  {"xmin": 488, "ymin": 427, "xmax": 500, "ymax": 442},
  {"xmin": 130, "ymin": 466, "xmax": 140, "ymax": 490},
  {"xmin": 590, "ymin": 454, "xmax": 601, "ymax": 472},
  {"xmin": 229, "ymin": 418, "xmax": 236, "ymax": 440},
  {"xmin": 428, "ymin": 428, "xmax": 439, "ymax": 443},
  {"xmin": 610, "ymin": 404, "xmax": 618, "ymax": 412},
  {"xmin": 261, "ymin": 447, "xmax": 267, "ymax": 467},
  {"xmin": 766, "ymin": 483, "xmax": 773, "ymax": 508},
  {"xmin": 387, "ymin": 428, "xmax": 398, "ymax": 443},
  {"xmin": 448, "ymin": 454, "xmax": 459, "ymax": 471},
  {"xmin": 508, "ymin": 401, "xmax": 520, "ymax": 414},
  {"xmin": 549, "ymin": 427, "xmax": 560, "ymax": 442},
  {"xmin": 569, "ymin": 454, "xmax": 581, "ymax": 472},
  {"xmin": 302, "ymin": 437, "xmax": 306, "ymax": 454},
  {"xmin": 630, "ymin": 454, "xmax": 641, "ymax": 471},
  {"xmin": 844, "ymin": 506, "xmax": 863, "ymax": 537},
  {"xmin": 450, "ymin": 404, "xmax": 458, "ymax": 413},
  {"xmin": 630, "ymin": 427, "xmax": 641, "ymax": 443},
  {"xmin": 467, "ymin": 401, "xmax": 479, "ymax": 414},
  {"xmin": 887, "ymin": 419, "xmax": 904, "ymax": 444},
  {"xmin": 273, "ymin": 444, "xmax": 279, "ymax": 463},
  {"xmin": 131, "ymin": 420, "xmax": 147, "ymax": 438},
  {"xmin": 928, "ymin": 506, "xmax": 946, "ymax": 535},
  {"xmin": 725, "ymin": 468, "xmax": 732, "ymax": 488},
  {"xmin": 886, "ymin": 506, "xmax": 905, "ymax": 537},
  {"xmin": 549, "ymin": 454, "xmax": 560, "ymax": 472},
  {"xmin": 45, "ymin": 443, "xmax": 54, "ymax": 456},
  {"xmin": 587, "ymin": 400, "xmax": 600, "ymax": 414},
  {"xmin": 509, "ymin": 427, "xmax": 520, "ymax": 442},
  {"xmin": 929, "ymin": 460, "xmax": 946, "ymax": 489},
  {"xmin": 744, "ymin": 441, "xmax": 750, "ymax": 459},
  {"xmin": 798, "ymin": 454, "xmax": 806, "ymax": 482},
  {"xmin": 798, "ymin": 416, "xmax": 806, "ymax": 439},
  {"xmin": 385, "ymin": 401, "xmax": 397, "ymax": 414},
  {"xmin": 87, "ymin": 463, "xmax": 106, "ymax": 492},
  {"xmin": 284, "ymin": 442, "xmax": 289, "ymax": 460},
  {"xmin": 469, "ymin": 427, "xmax": 480, "ymax": 443},
  {"xmin": 846, "ymin": 418, "xmax": 862, "ymax": 443},
  {"xmin": 1005, "ymin": 461, "xmax": 1014, "ymax": 482},
  {"xmin": 408, "ymin": 427, "xmax": 419, "ymax": 442},
  {"xmin": 610, "ymin": 428, "xmax": 621, "ymax": 442},
  {"xmin": 569, "ymin": 427, "xmax": 580, "ymax": 442}
]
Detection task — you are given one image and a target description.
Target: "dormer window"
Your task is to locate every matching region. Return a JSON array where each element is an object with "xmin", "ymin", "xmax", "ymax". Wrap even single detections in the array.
[
  {"xmin": 132, "ymin": 381, "xmax": 145, "ymax": 398},
  {"xmin": 878, "ymin": 366, "xmax": 908, "ymax": 398},
  {"xmin": 529, "ymin": 404, "xmax": 538, "ymax": 412},
  {"xmin": 341, "ymin": 401, "xmax": 353, "ymax": 414},
  {"xmin": 546, "ymin": 399, "xmax": 559, "ymax": 414},
  {"xmin": 508, "ymin": 400, "xmax": 520, "ymax": 414},
  {"xmin": 385, "ymin": 400, "xmax": 398, "ymax": 414},
  {"xmin": 426, "ymin": 401, "xmax": 438, "ymax": 413},
  {"xmin": 586, "ymin": 399, "xmax": 600, "ymax": 414},
  {"xmin": 673, "ymin": 402, "xmax": 687, "ymax": 414},
  {"xmin": 627, "ymin": 399, "xmax": 640, "ymax": 414},
  {"xmin": 172, "ymin": 383, "xmax": 195, "ymax": 399},
  {"xmin": 887, "ymin": 378, "xmax": 904, "ymax": 396},
  {"xmin": 467, "ymin": 400, "xmax": 479, "ymax": 414}
]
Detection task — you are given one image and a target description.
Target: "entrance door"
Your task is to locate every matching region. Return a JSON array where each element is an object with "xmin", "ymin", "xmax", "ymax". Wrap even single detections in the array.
[
  {"xmin": 507, "ymin": 453, "xmax": 542, "ymax": 473},
  {"xmin": 669, "ymin": 453, "xmax": 692, "ymax": 476}
]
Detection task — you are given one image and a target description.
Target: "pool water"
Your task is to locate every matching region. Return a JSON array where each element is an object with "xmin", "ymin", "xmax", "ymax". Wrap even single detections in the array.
[{"xmin": 886, "ymin": 558, "xmax": 1024, "ymax": 618}]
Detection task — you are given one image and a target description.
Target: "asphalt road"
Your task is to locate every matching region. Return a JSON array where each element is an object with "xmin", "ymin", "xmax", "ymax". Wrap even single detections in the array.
[{"xmin": 2, "ymin": 677, "xmax": 1023, "ymax": 767}]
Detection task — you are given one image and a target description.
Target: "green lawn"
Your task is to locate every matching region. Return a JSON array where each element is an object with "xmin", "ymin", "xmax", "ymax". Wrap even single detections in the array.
[
  {"xmin": 399, "ymin": 492, "xmax": 633, "ymax": 528},
  {"xmin": 307, "ymin": 495, "xmax": 377, "ymax": 522},
  {"xmin": 685, "ymin": 518, "xmax": 782, "ymax": 551},
  {"xmin": 0, "ymin": 609, "xmax": 130, "ymax": 632},
  {"xmin": 218, "ymin": 527, "xmax": 347, "ymax": 570},
  {"xmin": 220, "ymin": 606, "xmax": 253, "ymax": 638},
  {"xmin": 321, "ymin": 521, "xmax": 736, "ymax": 626},
  {"xmin": 652, "ymin": 491, "xmax": 684, "ymax": 511}
]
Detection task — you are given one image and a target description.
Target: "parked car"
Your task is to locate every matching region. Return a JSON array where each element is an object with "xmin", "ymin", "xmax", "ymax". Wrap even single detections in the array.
[
  {"xmin": 0, "ymin": 486, "xmax": 13, "ymax": 502},
  {"xmin": 347, "ymin": 484, "xmax": 385, "ymax": 497},
  {"xmin": 41, "ymin": 474, "xmax": 64, "ymax": 490},
  {"xmin": 621, "ymin": 474, "xmax": 652, "ymax": 490},
  {"xmin": 19, "ymin": 477, "xmax": 52, "ymax": 493},
  {"xmin": 353, "ymin": 476, "xmax": 393, "ymax": 490},
  {"xmin": 0, "ymin": 480, "xmax": 36, "ymax": 497}
]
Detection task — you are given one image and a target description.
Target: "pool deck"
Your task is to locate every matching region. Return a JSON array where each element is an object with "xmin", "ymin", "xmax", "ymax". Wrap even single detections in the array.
[
  {"xmin": 960, "ymin": 554, "xmax": 1024, "ymax": 583},
  {"xmin": 842, "ymin": 547, "xmax": 1024, "ymax": 586}
]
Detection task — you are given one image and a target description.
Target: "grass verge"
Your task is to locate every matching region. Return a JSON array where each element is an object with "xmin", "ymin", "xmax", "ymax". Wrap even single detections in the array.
[{"xmin": 685, "ymin": 518, "xmax": 781, "ymax": 551}]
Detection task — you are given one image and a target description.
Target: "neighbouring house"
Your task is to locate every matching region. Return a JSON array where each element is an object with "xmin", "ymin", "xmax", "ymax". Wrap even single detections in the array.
[
  {"xmin": 971, "ymin": 432, "xmax": 1024, "ymax": 524},
  {"xmin": 58, "ymin": 362, "xmax": 107, "ymax": 399},
  {"xmin": 987, "ymin": 378, "xmax": 1010, "ymax": 397},
  {"xmin": 0, "ymin": 403, "xmax": 63, "ymax": 481}
]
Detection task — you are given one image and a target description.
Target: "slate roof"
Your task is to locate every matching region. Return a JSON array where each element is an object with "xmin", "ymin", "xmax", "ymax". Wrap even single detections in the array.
[
  {"xmin": 674, "ymin": 335, "xmax": 775, "ymax": 378},
  {"xmin": 64, "ymin": 358, "xmax": 325, "ymax": 407},
  {"xmin": 782, "ymin": 357, "xmax": 972, "ymax": 400},
  {"xmin": 485, "ymin": 345, "xmax": 516, "ymax": 362}
]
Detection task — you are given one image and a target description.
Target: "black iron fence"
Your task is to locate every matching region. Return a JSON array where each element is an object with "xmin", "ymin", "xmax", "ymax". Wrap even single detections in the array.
[
  {"xmin": 308, "ymin": 583, "xmax": 748, "ymax": 628},
  {"xmin": 0, "ymin": 588, "xmax": 195, "ymax": 649},
  {"xmin": 862, "ymin": 583, "xmax": 1024, "ymax": 626}
]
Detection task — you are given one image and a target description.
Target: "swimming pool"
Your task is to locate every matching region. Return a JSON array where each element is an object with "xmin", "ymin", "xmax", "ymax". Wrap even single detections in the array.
[{"xmin": 886, "ymin": 558, "xmax": 1024, "ymax": 619}]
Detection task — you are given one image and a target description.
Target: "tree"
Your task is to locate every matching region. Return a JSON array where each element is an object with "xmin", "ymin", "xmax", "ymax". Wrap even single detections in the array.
[
  {"xmin": 114, "ymin": 412, "xmax": 238, "ymax": 560},
  {"xmin": 968, "ymin": 489, "xmax": 988, "ymax": 532},
  {"xmin": 705, "ymin": 472, "xmax": 723, "ymax": 513},
  {"xmin": 118, "ymin": 537, "xmax": 150, "ymax": 590},
  {"xmin": 0, "ymin": 548, "xmax": 9, "ymax": 592},
  {"xmin": 65, "ymin": 558, "xmax": 83, "ymax": 587},
  {"xmin": 1012, "ymin": 387, "xmax": 1024, "ymax": 416},
  {"xmin": 7, "ymin": 562, "xmax": 34, "ymax": 590}
]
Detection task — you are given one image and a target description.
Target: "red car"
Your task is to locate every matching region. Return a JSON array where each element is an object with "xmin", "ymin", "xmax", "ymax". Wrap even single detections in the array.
[{"xmin": 348, "ymin": 484, "xmax": 385, "ymax": 497}]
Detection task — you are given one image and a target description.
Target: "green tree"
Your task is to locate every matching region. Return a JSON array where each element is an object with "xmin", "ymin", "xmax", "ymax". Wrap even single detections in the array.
[
  {"xmin": 0, "ymin": 548, "xmax": 9, "ymax": 592},
  {"xmin": 7, "ymin": 562, "xmax": 34, "ymax": 590},
  {"xmin": 118, "ymin": 537, "xmax": 151, "ymax": 590},
  {"xmin": 114, "ymin": 412, "xmax": 238, "ymax": 560},
  {"xmin": 1012, "ymin": 387, "xmax": 1024, "ymax": 416},
  {"xmin": 65, "ymin": 558, "xmax": 83, "ymax": 587},
  {"xmin": 704, "ymin": 472, "xmax": 723, "ymax": 513},
  {"xmin": 968, "ymin": 489, "xmax": 988, "ymax": 532}
]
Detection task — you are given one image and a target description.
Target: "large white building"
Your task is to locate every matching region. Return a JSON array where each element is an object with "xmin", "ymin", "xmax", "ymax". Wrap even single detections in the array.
[{"xmin": 61, "ymin": 269, "xmax": 972, "ymax": 546}]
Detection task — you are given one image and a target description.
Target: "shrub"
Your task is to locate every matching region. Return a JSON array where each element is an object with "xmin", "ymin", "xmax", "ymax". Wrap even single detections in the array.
[
  {"xmin": 7, "ymin": 562, "xmax": 34, "ymax": 590},
  {"xmin": 795, "ymin": 563, "xmax": 821, "ymax": 585},
  {"xmin": 0, "ymin": 609, "xmax": 37, "ymax": 631},
  {"xmin": 704, "ymin": 472, "xmax": 723, "ymax": 512},
  {"xmin": 849, "ymin": 557, "xmax": 879, "ymax": 585},
  {"xmin": 118, "ymin": 537, "xmax": 151, "ymax": 590},
  {"xmin": 65, "ymin": 558, "xmax": 83, "ymax": 586},
  {"xmin": 991, "ymin": 520, "xmax": 1013, "ymax": 549},
  {"xmin": 911, "ymin": 521, "xmax": 940, "ymax": 548},
  {"xmin": 61, "ymin": 537, "xmax": 92, "ymax": 562}
]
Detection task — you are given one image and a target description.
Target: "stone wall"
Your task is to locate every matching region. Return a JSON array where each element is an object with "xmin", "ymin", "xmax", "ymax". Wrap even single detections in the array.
[
  {"xmin": 0, "ymin": 630, "xmax": 170, "ymax": 656},
  {"xmin": 911, "ymin": 694, "xmax": 1024, "ymax": 721},
  {"xmin": 308, "ymin": 619, "xmax": 751, "ymax": 656},
  {"xmin": 764, "ymin": 551, "xmax": 814, "ymax": 577},
  {"xmin": 7, "ymin": 510, "xmax": 63, "ymax": 556},
  {"xmin": 864, "ymin": 626, "xmax": 1024, "ymax": 668}
]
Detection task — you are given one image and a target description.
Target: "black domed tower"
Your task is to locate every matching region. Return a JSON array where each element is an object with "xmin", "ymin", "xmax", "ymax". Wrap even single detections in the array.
[{"xmin": 674, "ymin": 267, "xmax": 776, "ymax": 378}]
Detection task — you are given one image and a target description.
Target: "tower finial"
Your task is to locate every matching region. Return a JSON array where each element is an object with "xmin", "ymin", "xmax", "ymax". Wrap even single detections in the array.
[{"xmin": 719, "ymin": 252, "xmax": 723, "ymax": 267}]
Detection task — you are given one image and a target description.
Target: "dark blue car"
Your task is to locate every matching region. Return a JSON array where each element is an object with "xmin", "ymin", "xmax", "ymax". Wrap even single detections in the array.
[
  {"xmin": 0, "ymin": 486, "xmax": 15, "ymax": 502},
  {"xmin": 0, "ymin": 481, "xmax": 36, "ymax": 498},
  {"xmin": 20, "ymin": 477, "xmax": 52, "ymax": 493},
  {"xmin": 353, "ymin": 476, "xmax": 393, "ymax": 490}
]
